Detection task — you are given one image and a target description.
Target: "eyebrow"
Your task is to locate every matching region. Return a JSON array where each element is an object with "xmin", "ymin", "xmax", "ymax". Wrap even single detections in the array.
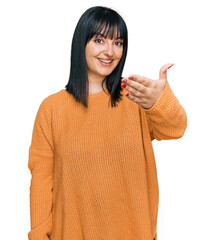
[{"xmin": 96, "ymin": 33, "xmax": 123, "ymax": 40}]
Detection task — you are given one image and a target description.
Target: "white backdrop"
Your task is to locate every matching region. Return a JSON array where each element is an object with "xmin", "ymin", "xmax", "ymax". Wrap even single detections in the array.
[{"xmin": 0, "ymin": 0, "xmax": 208, "ymax": 239}]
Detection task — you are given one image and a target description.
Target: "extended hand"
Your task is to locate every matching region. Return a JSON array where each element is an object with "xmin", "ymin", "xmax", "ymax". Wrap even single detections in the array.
[{"xmin": 121, "ymin": 63, "xmax": 174, "ymax": 109}]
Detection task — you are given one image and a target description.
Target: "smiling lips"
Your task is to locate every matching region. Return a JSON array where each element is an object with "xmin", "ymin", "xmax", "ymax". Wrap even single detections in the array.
[{"xmin": 98, "ymin": 58, "xmax": 113, "ymax": 66}]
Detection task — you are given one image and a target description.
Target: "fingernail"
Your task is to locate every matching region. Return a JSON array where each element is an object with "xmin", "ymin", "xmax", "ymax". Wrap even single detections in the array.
[
  {"xmin": 121, "ymin": 84, "xmax": 126, "ymax": 88},
  {"xmin": 125, "ymin": 92, "xmax": 129, "ymax": 96},
  {"xmin": 168, "ymin": 64, "xmax": 174, "ymax": 69},
  {"xmin": 129, "ymin": 75, "xmax": 134, "ymax": 80},
  {"xmin": 122, "ymin": 78, "xmax": 127, "ymax": 83}
]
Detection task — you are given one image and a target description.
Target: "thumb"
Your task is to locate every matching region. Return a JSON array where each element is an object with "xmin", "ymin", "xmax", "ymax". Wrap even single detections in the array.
[{"xmin": 159, "ymin": 63, "xmax": 174, "ymax": 81}]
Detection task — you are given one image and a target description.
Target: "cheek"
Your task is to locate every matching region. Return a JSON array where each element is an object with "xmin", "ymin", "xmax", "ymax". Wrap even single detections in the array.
[
  {"xmin": 85, "ymin": 44, "xmax": 98, "ymax": 60},
  {"xmin": 112, "ymin": 51, "xmax": 122, "ymax": 69},
  {"xmin": 115, "ymin": 49, "xmax": 123, "ymax": 62},
  {"xmin": 89, "ymin": 45, "xmax": 100, "ymax": 56}
]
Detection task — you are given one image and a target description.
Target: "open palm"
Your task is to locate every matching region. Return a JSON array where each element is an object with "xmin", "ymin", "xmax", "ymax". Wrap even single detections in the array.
[{"xmin": 121, "ymin": 63, "xmax": 174, "ymax": 109}]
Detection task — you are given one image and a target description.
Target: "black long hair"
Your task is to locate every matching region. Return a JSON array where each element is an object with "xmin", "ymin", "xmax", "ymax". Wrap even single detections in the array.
[{"xmin": 65, "ymin": 6, "xmax": 128, "ymax": 108}]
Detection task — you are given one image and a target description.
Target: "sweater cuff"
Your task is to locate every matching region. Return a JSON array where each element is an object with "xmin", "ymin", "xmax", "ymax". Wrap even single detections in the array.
[{"xmin": 28, "ymin": 212, "xmax": 52, "ymax": 240}]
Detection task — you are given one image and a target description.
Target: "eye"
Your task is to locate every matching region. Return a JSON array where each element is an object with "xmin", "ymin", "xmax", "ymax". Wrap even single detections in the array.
[
  {"xmin": 115, "ymin": 41, "xmax": 124, "ymax": 46},
  {"xmin": 94, "ymin": 38, "xmax": 124, "ymax": 46},
  {"xmin": 94, "ymin": 38, "xmax": 103, "ymax": 44}
]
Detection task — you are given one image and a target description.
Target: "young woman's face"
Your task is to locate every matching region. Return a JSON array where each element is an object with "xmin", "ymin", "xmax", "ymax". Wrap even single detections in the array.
[{"xmin": 85, "ymin": 29, "xmax": 124, "ymax": 80}]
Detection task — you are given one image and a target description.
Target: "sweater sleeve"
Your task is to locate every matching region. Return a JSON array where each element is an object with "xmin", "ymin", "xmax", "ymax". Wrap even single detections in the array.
[
  {"xmin": 27, "ymin": 96, "xmax": 54, "ymax": 240},
  {"xmin": 139, "ymin": 81, "xmax": 187, "ymax": 141}
]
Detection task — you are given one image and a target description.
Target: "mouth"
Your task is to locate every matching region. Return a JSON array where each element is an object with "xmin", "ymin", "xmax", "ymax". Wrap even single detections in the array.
[{"xmin": 97, "ymin": 58, "xmax": 114, "ymax": 66}]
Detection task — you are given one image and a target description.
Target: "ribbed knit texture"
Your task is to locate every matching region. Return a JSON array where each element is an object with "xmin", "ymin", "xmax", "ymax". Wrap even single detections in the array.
[{"xmin": 28, "ymin": 81, "xmax": 187, "ymax": 240}]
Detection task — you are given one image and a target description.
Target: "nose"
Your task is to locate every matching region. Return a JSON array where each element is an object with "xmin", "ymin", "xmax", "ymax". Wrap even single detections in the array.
[{"xmin": 104, "ymin": 41, "xmax": 114, "ymax": 57}]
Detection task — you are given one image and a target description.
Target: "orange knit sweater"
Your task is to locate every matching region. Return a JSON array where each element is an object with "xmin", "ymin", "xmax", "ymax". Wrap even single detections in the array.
[{"xmin": 28, "ymin": 81, "xmax": 187, "ymax": 240}]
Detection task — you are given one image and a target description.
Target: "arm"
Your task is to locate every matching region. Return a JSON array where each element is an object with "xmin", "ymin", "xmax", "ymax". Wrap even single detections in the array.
[
  {"xmin": 28, "ymin": 96, "xmax": 54, "ymax": 240},
  {"xmin": 140, "ymin": 81, "xmax": 187, "ymax": 140}
]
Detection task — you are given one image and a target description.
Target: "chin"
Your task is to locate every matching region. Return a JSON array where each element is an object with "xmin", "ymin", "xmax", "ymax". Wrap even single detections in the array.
[
  {"xmin": 98, "ymin": 68, "xmax": 115, "ymax": 75},
  {"xmin": 98, "ymin": 72, "xmax": 112, "ymax": 77}
]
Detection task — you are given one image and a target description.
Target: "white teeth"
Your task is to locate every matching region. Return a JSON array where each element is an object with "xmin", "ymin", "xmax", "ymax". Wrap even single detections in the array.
[{"xmin": 99, "ymin": 59, "xmax": 112, "ymax": 63}]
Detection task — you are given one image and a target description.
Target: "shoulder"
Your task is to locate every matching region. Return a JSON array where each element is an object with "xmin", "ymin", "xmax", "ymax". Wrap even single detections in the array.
[
  {"xmin": 40, "ymin": 89, "xmax": 67, "ymax": 107},
  {"xmin": 34, "ymin": 89, "xmax": 67, "ymax": 118}
]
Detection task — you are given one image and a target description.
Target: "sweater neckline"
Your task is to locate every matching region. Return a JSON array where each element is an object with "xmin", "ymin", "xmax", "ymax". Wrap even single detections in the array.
[
  {"xmin": 89, "ymin": 88, "xmax": 108, "ymax": 97},
  {"xmin": 61, "ymin": 88, "xmax": 108, "ymax": 98}
]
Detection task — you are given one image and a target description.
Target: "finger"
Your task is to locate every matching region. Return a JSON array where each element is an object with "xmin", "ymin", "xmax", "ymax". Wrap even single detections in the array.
[
  {"xmin": 128, "ymin": 74, "xmax": 153, "ymax": 87},
  {"xmin": 124, "ymin": 85, "xmax": 145, "ymax": 98},
  {"xmin": 125, "ymin": 91, "xmax": 150, "ymax": 109},
  {"xmin": 122, "ymin": 78, "xmax": 148, "ymax": 95},
  {"xmin": 124, "ymin": 90, "xmax": 144, "ymax": 102},
  {"xmin": 159, "ymin": 63, "xmax": 174, "ymax": 80}
]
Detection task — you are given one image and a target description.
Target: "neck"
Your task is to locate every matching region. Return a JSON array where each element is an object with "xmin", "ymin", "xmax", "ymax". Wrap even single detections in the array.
[{"xmin": 88, "ymin": 74, "xmax": 107, "ymax": 94}]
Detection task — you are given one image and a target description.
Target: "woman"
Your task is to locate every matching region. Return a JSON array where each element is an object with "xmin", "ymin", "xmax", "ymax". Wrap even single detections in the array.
[{"xmin": 28, "ymin": 6, "xmax": 187, "ymax": 240}]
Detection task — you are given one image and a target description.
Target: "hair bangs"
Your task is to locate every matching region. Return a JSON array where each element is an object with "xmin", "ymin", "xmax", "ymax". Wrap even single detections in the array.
[
  {"xmin": 96, "ymin": 22, "xmax": 120, "ymax": 38},
  {"xmin": 87, "ymin": 17, "xmax": 126, "ymax": 43}
]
